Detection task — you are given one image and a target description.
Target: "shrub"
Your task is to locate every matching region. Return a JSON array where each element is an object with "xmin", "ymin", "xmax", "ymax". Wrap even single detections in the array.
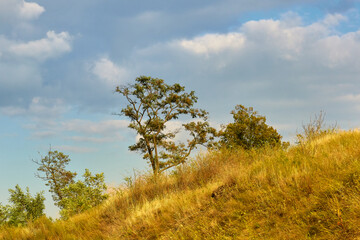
[
  {"xmin": 0, "ymin": 185, "xmax": 45, "ymax": 226},
  {"xmin": 35, "ymin": 150, "xmax": 108, "ymax": 219},
  {"xmin": 218, "ymin": 105, "xmax": 284, "ymax": 149},
  {"xmin": 58, "ymin": 169, "xmax": 108, "ymax": 219}
]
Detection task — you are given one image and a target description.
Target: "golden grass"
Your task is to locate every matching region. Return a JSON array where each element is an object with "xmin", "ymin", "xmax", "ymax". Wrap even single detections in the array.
[{"xmin": 2, "ymin": 130, "xmax": 360, "ymax": 239}]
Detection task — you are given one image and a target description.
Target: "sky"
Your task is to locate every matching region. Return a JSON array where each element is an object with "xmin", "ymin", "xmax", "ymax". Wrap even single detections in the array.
[{"xmin": 1, "ymin": 0, "xmax": 360, "ymax": 218}]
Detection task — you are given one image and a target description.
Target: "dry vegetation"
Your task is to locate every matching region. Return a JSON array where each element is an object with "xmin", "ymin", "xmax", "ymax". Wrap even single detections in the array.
[{"xmin": 2, "ymin": 130, "xmax": 360, "ymax": 239}]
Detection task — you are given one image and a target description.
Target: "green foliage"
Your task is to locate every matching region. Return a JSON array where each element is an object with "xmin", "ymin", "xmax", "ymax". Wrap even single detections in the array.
[
  {"xmin": 116, "ymin": 76, "xmax": 214, "ymax": 175},
  {"xmin": 0, "ymin": 204, "xmax": 9, "ymax": 226},
  {"xmin": 35, "ymin": 150, "xmax": 107, "ymax": 219},
  {"xmin": 34, "ymin": 150, "xmax": 77, "ymax": 206},
  {"xmin": 0, "ymin": 185, "xmax": 45, "ymax": 226},
  {"xmin": 59, "ymin": 169, "xmax": 108, "ymax": 219},
  {"xmin": 218, "ymin": 105, "xmax": 284, "ymax": 149}
]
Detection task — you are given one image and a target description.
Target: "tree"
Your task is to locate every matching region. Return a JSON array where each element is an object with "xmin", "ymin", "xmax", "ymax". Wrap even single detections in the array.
[
  {"xmin": 0, "ymin": 185, "xmax": 45, "ymax": 226},
  {"xmin": 33, "ymin": 150, "xmax": 77, "ymax": 206},
  {"xmin": 218, "ymin": 105, "xmax": 283, "ymax": 149},
  {"xmin": 34, "ymin": 150, "xmax": 108, "ymax": 218},
  {"xmin": 58, "ymin": 169, "xmax": 108, "ymax": 219},
  {"xmin": 116, "ymin": 76, "xmax": 214, "ymax": 175}
]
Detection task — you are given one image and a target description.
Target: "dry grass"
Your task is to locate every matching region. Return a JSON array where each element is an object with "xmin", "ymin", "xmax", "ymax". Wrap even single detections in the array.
[{"xmin": 2, "ymin": 130, "xmax": 360, "ymax": 239}]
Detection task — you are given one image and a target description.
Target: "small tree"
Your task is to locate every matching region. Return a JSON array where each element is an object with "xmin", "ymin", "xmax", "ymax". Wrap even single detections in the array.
[
  {"xmin": 116, "ymin": 76, "xmax": 213, "ymax": 175},
  {"xmin": 58, "ymin": 169, "xmax": 108, "ymax": 219},
  {"xmin": 0, "ymin": 185, "xmax": 45, "ymax": 226},
  {"xmin": 218, "ymin": 105, "xmax": 283, "ymax": 149},
  {"xmin": 33, "ymin": 150, "xmax": 77, "ymax": 206},
  {"xmin": 35, "ymin": 150, "xmax": 108, "ymax": 218}
]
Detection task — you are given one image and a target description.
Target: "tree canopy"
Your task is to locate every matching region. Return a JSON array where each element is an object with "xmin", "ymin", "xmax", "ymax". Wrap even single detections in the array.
[
  {"xmin": 218, "ymin": 105, "xmax": 284, "ymax": 149},
  {"xmin": 116, "ymin": 76, "xmax": 214, "ymax": 175}
]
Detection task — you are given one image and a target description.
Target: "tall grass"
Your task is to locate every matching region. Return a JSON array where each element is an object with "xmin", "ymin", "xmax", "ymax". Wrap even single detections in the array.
[{"xmin": 1, "ymin": 130, "xmax": 360, "ymax": 239}]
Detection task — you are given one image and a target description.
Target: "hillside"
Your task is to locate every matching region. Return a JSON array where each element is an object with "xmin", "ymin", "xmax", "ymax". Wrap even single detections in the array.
[{"xmin": 1, "ymin": 130, "xmax": 360, "ymax": 239}]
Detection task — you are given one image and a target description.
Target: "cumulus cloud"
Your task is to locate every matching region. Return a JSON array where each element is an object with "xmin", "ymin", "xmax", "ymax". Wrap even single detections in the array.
[
  {"xmin": 322, "ymin": 13, "xmax": 348, "ymax": 26},
  {"xmin": 134, "ymin": 12, "xmax": 357, "ymax": 68},
  {"xmin": 126, "ymin": 11, "xmax": 360, "ymax": 82},
  {"xmin": 19, "ymin": 1, "xmax": 45, "ymax": 19},
  {"xmin": 91, "ymin": 57, "xmax": 128, "ymax": 86},
  {"xmin": 163, "ymin": 12, "xmax": 360, "ymax": 69},
  {"xmin": 0, "ymin": 31, "xmax": 73, "ymax": 111},
  {"xmin": 180, "ymin": 33, "xmax": 245, "ymax": 56},
  {"xmin": 9, "ymin": 31, "xmax": 72, "ymax": 61},
  {"xmin": 0, "ymin": 0, "xmax": 44, "ymax": 21}
]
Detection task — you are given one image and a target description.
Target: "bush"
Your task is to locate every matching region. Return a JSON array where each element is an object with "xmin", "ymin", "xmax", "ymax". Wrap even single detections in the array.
[
  {"xmin": 58, "ymin": 169, "xmax": 108, "ymax": 219},
  {"xmin": 0, "ymin": 185, "xmax": 45, "ymax": 226},
  {"xmin": 35, "ymin": 150, "xmax": 108, "ymax": 219},
  {"xmin": 296, "ymin": 111, "xmax": 337, "ymax": 144},
  {"xmin": 218, "ymin": 105, "xmax": 284, "ymax": 149}
]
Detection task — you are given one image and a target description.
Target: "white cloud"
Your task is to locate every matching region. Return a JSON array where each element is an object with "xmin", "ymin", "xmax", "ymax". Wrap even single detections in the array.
[
  {"xmin": 0, "ymin": 0, "xmax": 44, "ymax": 21},
  {"xmin": 180, "ymin": 32, "xmax": 245, "ymax": 55},
  {"xmin": 172, "ymin": 12, "xmax": 360, "ymax": 68},
  {"xmin": 19, "ymin": 1, "xmax": 45, "ymax": 19},
  {"xmin": 0, "ymin": 31, "xmax": 73, "ymax": 115},
  {"xmin": 128, "ymin": 12, "xmax": 360, "ymax": 80},
  {"xmin": 9, "ymin": 31, "xmax": 72, "ymax": 61},
  {"xmin": 92, "ymin": 57, "xmax": 128, "ymax": 86},
  {"xmin": 322, "ymin": 13, "xmax": 348, "ymax": 26}
]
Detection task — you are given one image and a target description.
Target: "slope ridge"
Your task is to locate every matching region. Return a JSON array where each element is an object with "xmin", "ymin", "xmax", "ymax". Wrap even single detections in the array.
[{"xmin": 1, "ymin": 130, "xmax": 360, "ymax": 239}]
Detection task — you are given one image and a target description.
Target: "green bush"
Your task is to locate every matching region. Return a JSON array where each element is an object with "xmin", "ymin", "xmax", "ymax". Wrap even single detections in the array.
[
  {"xmin": 59, "ymin": 169, "xmax": 108, "ymax": 219},
  {"xmin": 35, "ymin": 150, "xmax": 108, "ymax": 219},
  {"xmin": 218, "ymin": 105, "xmax": 284, "ymax": 149},
  {"xmin": 0, "ymin": 185, "xmax": 45, "ymax": 226}
]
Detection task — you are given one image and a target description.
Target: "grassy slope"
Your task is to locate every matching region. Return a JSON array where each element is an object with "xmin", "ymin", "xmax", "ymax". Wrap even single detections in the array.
[{"xmin": 2, "ymin": 130, "xmax": 360, "ymax": 239}]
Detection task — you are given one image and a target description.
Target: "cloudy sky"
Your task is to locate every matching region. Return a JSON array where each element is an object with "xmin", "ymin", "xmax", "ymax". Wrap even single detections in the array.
[{"xmin": 1, "ymin": 0, "xmax": 360, "ymax": 217}]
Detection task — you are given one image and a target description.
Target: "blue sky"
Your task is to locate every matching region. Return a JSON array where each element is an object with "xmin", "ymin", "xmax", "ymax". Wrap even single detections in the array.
[{"xmin": 1, "ymin": 0, "xmax": 360, "ymax": 218}]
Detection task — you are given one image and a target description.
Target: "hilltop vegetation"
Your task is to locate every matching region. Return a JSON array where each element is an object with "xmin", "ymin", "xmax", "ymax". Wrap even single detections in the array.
[{"xmin": 1, "ymin": 129, "xmax": 360, "ymax": 239}]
